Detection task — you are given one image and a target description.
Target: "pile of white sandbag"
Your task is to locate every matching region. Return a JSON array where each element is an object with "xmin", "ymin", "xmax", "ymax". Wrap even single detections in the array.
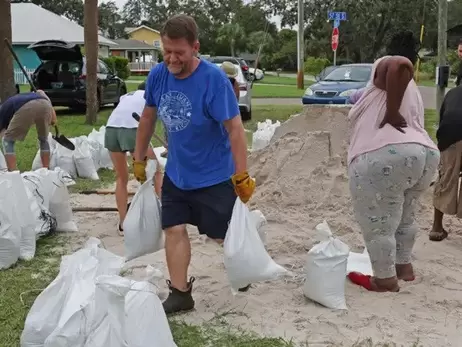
[
  {"xmin": 0, "ymin": 168, "xmax": 78, "ymax": 270},
  {"xmin": 251, "ymin": 119, "xmax": 281, "ymax": 152},
  {"xmin": 31, "ymin": 126, "xmax": 113, "ymax": 180},
  {"xmin": 20, "ymin": 238, "xmax": 177, "ymax": 347}
]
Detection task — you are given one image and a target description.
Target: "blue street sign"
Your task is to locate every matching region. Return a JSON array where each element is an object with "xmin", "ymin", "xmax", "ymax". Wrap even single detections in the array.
[
  {"xmin": 328, "ymin": 11, "xmax": 347, "ymax": 21},
  {"xmin": 334, "ymin": 19, "xmax": 340, "ymax": 28}
]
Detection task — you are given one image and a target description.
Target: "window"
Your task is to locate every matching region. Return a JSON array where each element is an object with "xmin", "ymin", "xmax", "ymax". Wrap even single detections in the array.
[
  {"xmin": 153, "ymin": 40, "xmax": 161, "ymax": 49},
  {"xmin": 98, "ymin": 60, "xmax": 109, "ymax": 74}
]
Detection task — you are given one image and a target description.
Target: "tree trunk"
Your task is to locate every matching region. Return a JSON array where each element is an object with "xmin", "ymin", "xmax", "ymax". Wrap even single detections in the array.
[
  {"xmin": 84, "ymin": 0, "xmax": 99, "ymax": 125},
  {"xmin": 0, "ymin": 0, "xmax": 15, "ymax": 103}
]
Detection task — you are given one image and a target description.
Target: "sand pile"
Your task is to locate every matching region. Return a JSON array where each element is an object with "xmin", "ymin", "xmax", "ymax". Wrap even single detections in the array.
[{"xmin": 71, "ymin": 105, "xmax": 462, "ymax": 346}]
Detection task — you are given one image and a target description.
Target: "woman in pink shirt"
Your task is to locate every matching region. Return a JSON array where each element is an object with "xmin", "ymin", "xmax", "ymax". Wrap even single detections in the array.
[{"xmin": 347, "ymin": 31, "xmax": 439, "ymax": 292}]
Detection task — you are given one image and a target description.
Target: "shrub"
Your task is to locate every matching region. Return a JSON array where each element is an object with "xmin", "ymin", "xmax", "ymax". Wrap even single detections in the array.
[
  {"xmin": 420, "ymin": 59, "xmax": 437, "ymax": 78},
  {"xmin": 102, "ymin": 56, "xmax": 131, "ymax": 80},
  {"xmin": 304, "ymin": 57, "xmax": 331, "ymax": 75}
]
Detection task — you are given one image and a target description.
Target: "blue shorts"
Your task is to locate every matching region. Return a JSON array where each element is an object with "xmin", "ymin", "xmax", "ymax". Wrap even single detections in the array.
[{"xmin": 161, "ymin": 174, "xmax": 237, "ymax": 239}]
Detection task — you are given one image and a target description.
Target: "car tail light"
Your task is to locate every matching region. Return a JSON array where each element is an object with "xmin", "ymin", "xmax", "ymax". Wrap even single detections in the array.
[
  {"xmin": 239, "ymin": 83, "xmax": 247, "ymax": 91},
  {"xmin": 79, "ymin": 74, "xmax": 86, "ymax": 79},
  {"xmin": 242, "ymin": 65, "xmax": 249, "ymax": 71}
]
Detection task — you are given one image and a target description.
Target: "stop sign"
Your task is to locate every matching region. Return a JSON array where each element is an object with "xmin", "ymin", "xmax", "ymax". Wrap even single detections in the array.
[{"xmin": 331, "ymin": 27, "xmax": 339, "ymax": 52}]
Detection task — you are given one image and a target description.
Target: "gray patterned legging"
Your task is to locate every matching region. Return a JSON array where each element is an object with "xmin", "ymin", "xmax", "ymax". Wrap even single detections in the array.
[{"xmin": 349, "ymin": 143, "xmax": 440, "ymax": 279}]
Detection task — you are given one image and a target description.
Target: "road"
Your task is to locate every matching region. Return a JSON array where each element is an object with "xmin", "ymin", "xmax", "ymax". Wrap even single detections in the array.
[{"xmin": 255, "ymin": 85, "xmax": 444, "ymax": 110}]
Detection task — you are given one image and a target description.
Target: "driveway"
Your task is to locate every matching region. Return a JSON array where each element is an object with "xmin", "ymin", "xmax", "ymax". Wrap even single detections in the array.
[{"xmin": 254, "ymin": 85, "xmax": 445, "ymax": 110}]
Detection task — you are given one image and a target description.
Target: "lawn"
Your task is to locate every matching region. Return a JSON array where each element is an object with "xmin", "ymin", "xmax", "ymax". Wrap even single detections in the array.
[
  {"xmin": 2, "ymin": 103, "xmax": 437, "ymax": 347},
  {"xmin": 251, "ymin": 84, "xmax": 304, "ymax": 98}
]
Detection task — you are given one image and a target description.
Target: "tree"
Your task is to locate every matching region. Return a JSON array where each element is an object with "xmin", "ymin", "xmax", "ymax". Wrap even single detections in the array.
[
  {"xmin": 99, "ymin": 1, "xmax": 126, "ymax": 39},
  {"xmin": 247, "ymin": 31, "xmax": 275, "ymax": 54},
  {"xmin": 0, "ymin": 0, "xmax": 15, "ymax": 102},
  {"xmin": 217, "ymin": 23, "xmax": 245, "ymax": 56},
  {"xmin": 84, "ymin": 0, "xmax": 99, "ymax": 125}
]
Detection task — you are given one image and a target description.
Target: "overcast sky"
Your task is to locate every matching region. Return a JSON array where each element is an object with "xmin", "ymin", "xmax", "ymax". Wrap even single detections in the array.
[{"xmin": 103, "ymin": 0, "xmax": 282, "ymax": 28}]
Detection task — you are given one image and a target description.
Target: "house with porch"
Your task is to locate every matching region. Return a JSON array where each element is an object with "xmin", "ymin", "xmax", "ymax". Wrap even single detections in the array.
[
  {"xmin": 11, "ymin": 2, "xmax": 116, "ymax": 83},
  {"xmin": 110, "ymin": 39, "xmax": 160, "ymax": 74}
]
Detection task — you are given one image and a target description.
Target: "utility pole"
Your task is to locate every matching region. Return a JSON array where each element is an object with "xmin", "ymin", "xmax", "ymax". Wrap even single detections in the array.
[
  {"xmin": 296, "ymin": 0, "xmax": 304, "ymax": 89},
  {"xmin": 436, "ymin": 0, "xmax": 448, "ymax": 112}
]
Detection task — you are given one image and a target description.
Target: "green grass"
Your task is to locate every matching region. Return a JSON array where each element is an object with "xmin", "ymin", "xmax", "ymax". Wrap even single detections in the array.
[
  {"xmin": 252, "ymin": 84, "xmax": 305, "ymax": 98},
  {"xmin": 258, "ymin": 75, "xmax": 313, "ymax": 86}
]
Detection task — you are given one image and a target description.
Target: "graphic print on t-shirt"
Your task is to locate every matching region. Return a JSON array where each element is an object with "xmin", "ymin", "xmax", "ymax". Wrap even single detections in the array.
[{"xmin": 158, "ymin": 91, "xmax": 192, "ymax": 133}]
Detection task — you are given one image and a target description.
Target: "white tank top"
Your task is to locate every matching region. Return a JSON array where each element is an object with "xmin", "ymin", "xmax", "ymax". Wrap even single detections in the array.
[{"xmin": 106, "ymin": 90, "xmax": 146, "ymax": 128}]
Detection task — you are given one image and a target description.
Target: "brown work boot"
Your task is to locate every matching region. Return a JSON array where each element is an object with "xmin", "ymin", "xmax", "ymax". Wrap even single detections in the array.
[{"xmin": 162, "ymin": 277, "xmax": 195, "ymax": 315}]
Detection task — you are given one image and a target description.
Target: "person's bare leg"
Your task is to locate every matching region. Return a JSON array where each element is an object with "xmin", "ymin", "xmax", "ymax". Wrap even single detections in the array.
[
  {"xmin": 110, "ymin": 151, "xmax": 129, "ymax": 231},
  {"xmin": 165, "ymin": 224, "xmax": 191, "ymax": 291},
  {"xmin": 430, "ymin": 208, "xmax": 448, "ymax": 241},
  {"xmin": 40, "ymin": 151, "xmax": 50, "ymax": 169},
  {"xmin": 4, "ymin": 154, "xmax": 17, "ymax": 171}
]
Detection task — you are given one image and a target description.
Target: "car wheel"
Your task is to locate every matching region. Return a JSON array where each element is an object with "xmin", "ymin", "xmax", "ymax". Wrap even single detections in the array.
[
  {"xmin": 114, "ymin": 86, "xmax": 127, "ymax": 107},
  {"xmin": 241, "ymin": 108, "xmax": 252, "ymax": 122}
]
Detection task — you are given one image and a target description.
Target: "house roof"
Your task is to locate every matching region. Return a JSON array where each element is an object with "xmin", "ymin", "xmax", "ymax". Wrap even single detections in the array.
[
  {"xmin": 110, "ymin": 39, "xmax": 158, "ymax": 50},
  {"xmin": 11, "ymin": 3, "xmax": 116, "ymax": 46},
  {"xmin": 125, "ymin": 25, "xmax": 160, "ymax": 35}
]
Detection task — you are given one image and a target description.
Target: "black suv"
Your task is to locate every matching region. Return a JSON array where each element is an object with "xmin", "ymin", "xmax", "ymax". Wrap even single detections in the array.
[
  {"xmin": 28, "ymin": 40, "xmax": 127, "ymax": 110},
  {"xmin": 206, "ymin": 56, "xmax": 250, "ymax": 79}
]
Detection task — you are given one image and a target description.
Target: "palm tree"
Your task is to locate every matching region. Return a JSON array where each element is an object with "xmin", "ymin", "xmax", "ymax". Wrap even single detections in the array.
[
  {"xmin": 84, "ymin": 0, "xmax": 99, "ymax": 124},
  {"xmin": 0, "ymin": 0, "xmax": 15, "ymax": 102},
  {"xmin": 217, "ymin": 23, "xmax": 245, "ymax": 57}
]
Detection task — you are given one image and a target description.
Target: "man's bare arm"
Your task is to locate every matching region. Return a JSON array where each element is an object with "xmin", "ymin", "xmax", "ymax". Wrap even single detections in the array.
[
  {"xmin": 223, "ymin": 115, "xmax": 247, "ymax": 174},
  {"xmin": 134, "ymin": 105, "xmax": 157, "ymax": 161}
]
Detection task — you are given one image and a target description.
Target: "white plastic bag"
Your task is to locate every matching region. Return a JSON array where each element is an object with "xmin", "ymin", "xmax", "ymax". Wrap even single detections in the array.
[
  {"xmin": 2, "ymin": 172, "xmax": 36, "ymax": 260},
  {"xmin": 0, "ymin": 148, "xmax": 7, "ymax": 171},
  {"xmin": 251, "ymin": 119, "xmax": 281, "ymax": 151},
  {"xmin": 126, "ymin": 267, "xmax": 177, "ymax": 347},
  {"xmin": 124, "ymin": 178, "xmax": 164, "ymax": 261},
  {"xmin": 22, "ymin": 171, "xmax": 58, "ymax": 238},
  {"xmin": 55, "ymin": 142, "xmax": 77, "ymax": 179},
  {"xmin": 249, "ymin": 210, "xmax": 267, "ymax": 245},
  {"xmin": 32, "ymin": 134, "xmax": 58, "ymax": 171},
  {"xmin": 224, "ymin": 199, "xmax": 288, "ymax": 292},
  {"xmin": 347, "ymin": 247, "xmax": 373, "ymax": 276},
  {"xmin": 302, "ymin": 221, "xmax": 349, "ymax": 310},
  {"xmin": 0, "ymin": 179, "xmax": 21, "ymax": 269},
  {"xmin": 74, "ymin": 137, "xmax": 99, "ymax": 180},
  {"xmin": 153, "ymin": 146, "xmax": 167, "ymax": 169},
  {"xmin": 145, "ymin": 159, "xmax": 157, "ymax": 180},
  {"xmin": 88, "ymin": 127, "xmax": 112, "ymax": 170},
  {"xmin": 49, "ymin": 185, "xmax": 78, "ymax": 233}
]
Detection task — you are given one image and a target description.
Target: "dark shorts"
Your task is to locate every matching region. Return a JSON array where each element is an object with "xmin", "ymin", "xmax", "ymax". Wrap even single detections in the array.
[{"xmin": 161, "ymin": 174, "xmax": 237, "ymax": 239}]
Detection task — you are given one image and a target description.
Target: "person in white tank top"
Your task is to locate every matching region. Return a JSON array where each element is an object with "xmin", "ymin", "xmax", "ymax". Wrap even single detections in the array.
[{"xmin": 104, "ymin": 82, "xmax": 163, "ymax": 236}]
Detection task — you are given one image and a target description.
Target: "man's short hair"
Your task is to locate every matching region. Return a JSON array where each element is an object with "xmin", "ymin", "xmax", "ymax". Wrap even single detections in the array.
[
  {"xmin": 138, "ymin": 81, "xmax": 146, "ymax": 90},
  {"xmin": 160, "ymin": 14, "xmax": 198, "ymax": 45},
  {"xmin": 458, "ymin": 38, "xmax": 462, "ymax": 46}
]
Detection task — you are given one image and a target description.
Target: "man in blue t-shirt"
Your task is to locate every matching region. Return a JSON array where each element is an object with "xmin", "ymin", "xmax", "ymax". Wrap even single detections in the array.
[
  {"xmin": 133, "ymin": 14, "xmax": 255, "ymax": 315},
  {"xmin": 0, "ymin": 90, "xmax": 56, "ymax": 171}
]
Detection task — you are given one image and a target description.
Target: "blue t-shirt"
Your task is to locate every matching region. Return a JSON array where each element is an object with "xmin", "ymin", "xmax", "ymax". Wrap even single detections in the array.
[
  {"xmin": 145, "ymin": 60, "xmax": 240, "ymax": 190},
  {"xmin": 0, "ymin": 92, "xmax": 46, "ymax": 131}
]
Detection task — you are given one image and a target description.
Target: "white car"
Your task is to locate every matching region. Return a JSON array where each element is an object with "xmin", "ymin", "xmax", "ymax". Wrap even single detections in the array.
[
  {"xmin": 248, "ymin": 67, "xmax": 264, "ymax": 81},
  {"xmin": 215, "ymin": 63, "xmax": 252, "ymax": 121}
]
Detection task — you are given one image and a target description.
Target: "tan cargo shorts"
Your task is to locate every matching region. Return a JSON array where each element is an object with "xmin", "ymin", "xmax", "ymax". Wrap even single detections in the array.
[
  {"xmin": 3, "ymin": 99, "xmax": 53, "ymax": 141},
  {"xmin": 433, "ymin": 140, "xmax": 462, "ymax": 217}
]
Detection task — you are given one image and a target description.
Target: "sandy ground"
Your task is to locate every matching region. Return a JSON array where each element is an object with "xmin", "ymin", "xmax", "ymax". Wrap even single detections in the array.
[{"xmin": 70, "ymin": 106, "xmax": 462, "ymax": 346}]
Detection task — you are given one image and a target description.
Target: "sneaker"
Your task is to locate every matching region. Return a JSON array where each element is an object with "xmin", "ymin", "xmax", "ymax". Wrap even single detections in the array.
[
  {"xmin": 117, "ymin": 224, "xmax": 124, "ymax": 237},
  {"xmin": 162, "ymin": 277, "xmax": 195, "ymax": 315},
  {"xmin": 238, "ymin": 284, "xmax": 251, "ymax": 292}
]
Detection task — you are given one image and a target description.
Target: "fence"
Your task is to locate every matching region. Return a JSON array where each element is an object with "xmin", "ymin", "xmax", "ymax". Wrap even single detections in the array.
[
  {"xmin": 14, "ymin": 68, "xmax": 35, "ymax": 85},
  {"xmin": 128, "ymin": 62, "xmax": 157, "ymax": 71}
]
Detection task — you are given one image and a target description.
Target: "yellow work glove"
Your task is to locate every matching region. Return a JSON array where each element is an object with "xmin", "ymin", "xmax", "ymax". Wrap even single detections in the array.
[
  {"xmin": 231, "ymin": 171, "xmax": 255, "ymax": 203},
  {"xmin": 133, "ymin": 158, "xmax": 147, "ymax": 183}
]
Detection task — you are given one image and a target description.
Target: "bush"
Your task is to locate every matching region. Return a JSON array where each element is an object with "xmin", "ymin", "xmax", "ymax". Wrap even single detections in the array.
[
  {"xmin": 420, "ymin": 59, "xmax": 437, "ymax": 78},
  {"xmin": 304, "ymin": 57, "xmax": 330, "ymax": 75},
  {"xmin": 102, "ymin": 56, "xmax": 131, "ymax": 80}
]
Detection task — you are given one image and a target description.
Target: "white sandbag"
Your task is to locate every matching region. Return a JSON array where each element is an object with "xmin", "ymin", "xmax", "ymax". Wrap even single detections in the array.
[
  {"xmin": 22, "ymin": 238, "xmax": 124, "ymax": 347},
  {"xmin": 347, "ymin": 248, "xmax": 373, "ymax": 276},
  {"xmin": 224, "ymin": 199, "xmax": 288, "ymax": 292},
  {"xmin": 126, "ymin": 266, "xmax": 177, "ymax": 347},
  {"xmin": 249, "ymin": 209, "xmax": 267, "ymax": 245},
  {"xmin": 0, "ymin": 148, "xmax": 7, "ymax": 171},
  {"xmin": 21, "ymin": 171, "xmax": 57, "ymax": 238},
  {"xmin": 89, "ymin": 127, "xmax": 113, "ymax": 170},
  {"xmin": 251, "ymin": 119, "xmax": 281, "ymax": 151},
  {"xmin": 2, "ymin": 172, "xmax": 36, "ymax": 260},
  {"xmin": 49, "ymin": 186, "xmax": 78, "ymax": 233},
  {"xmin": 303, "ymin": 220, "xmax": 349, "ymax": 310},
  {"xmin": 88, "ymin": 140, "xmax": 103, "ymax": 171},
  {"xmin": 73, "ymin": 137, "xmax": 99, "ymax": 180},
  {"xmin": 55, "ymin": 142, "xmax": 77, "ymax": 179},
  {"xmin": 145, "ymin": 159, "xmax": 157, "ymax": 180},
  {"xmin": 124, "ymin": 178, "xmax": 164, "ymax": 261},
  {"xmin": 153, "ymin": 146, "xmax": 167, "ymax": 169},
  {"xmin": 0, "ymin": 179, "xmax": 21, "ymax": 269}
]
